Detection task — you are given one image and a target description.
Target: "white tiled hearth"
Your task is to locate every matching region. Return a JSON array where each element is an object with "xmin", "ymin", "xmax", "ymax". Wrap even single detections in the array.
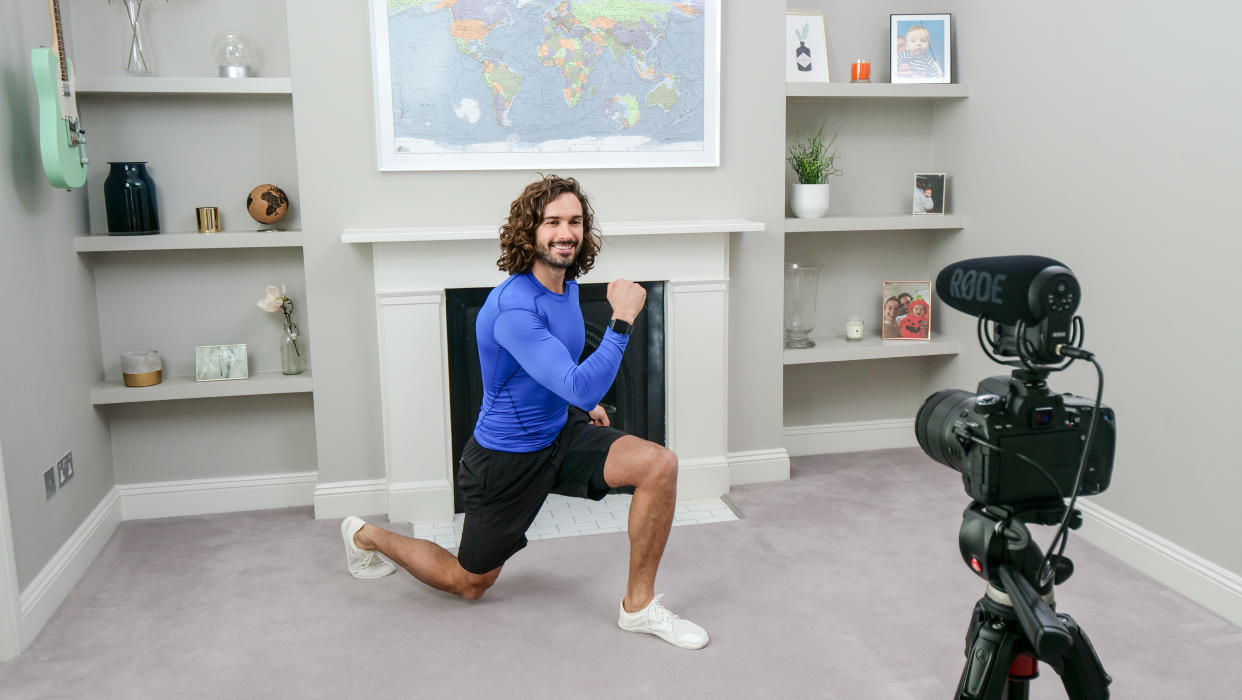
[{"xmin": 342, "ymin": 219, "xmax": 764, "ymax": 525}]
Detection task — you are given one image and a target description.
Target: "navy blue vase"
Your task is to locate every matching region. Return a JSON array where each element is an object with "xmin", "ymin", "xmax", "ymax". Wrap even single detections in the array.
[{"xmin": 103, "ymin": 162, "xmax": 160, "ymax": 235}]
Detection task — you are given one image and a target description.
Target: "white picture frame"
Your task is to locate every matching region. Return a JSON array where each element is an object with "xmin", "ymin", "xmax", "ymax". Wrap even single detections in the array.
[
  {"xmin": 195, "ymin": 344, "xmax": 249, "ymax": 382},
  {"xmin": 786, "ymin": 12, "xmax": 829, "ymax": 83},
  {"xmin": 913, "ymin": 173, "xmax": 947, "ymax": 214},
  {"xmin": 891, "ymin": 14, "xmax": 952, "ymax": 84},
  {"xmin": 368, "ymin": 0, "xmax": 721, "ymax": 171}
]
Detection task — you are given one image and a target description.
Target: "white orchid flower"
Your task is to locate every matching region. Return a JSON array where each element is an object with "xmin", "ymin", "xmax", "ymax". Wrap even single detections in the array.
[{"xmin": 257, "ymin": 284, "xmax": 287, "ymax": 312}]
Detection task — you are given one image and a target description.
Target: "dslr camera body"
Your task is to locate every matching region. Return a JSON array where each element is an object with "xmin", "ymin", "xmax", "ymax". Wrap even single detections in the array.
[{"xmin": 917, "ymin": 370, "xmax": 1115, "ymax": 511}]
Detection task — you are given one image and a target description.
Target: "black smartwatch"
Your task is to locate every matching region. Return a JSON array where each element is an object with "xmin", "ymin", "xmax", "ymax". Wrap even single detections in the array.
[{"xmin": 608, "ymin": 318, "xmax": 633, "ymax": 335}]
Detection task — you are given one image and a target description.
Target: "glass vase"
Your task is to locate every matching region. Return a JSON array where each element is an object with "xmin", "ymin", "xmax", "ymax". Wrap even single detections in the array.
[
  {"xmin": 103, "ymin": 162, "xmax": 159, "ymax": 235},
  {"xmin": 280, "ymin": 324, "xmax": 304, "ymax": 375},
  {"xmin": 784, "ymin": 263, "xmax": 823, "ymax": 349},
  {"xmin": 121, "ymin": 0, "xmax": 152, "ymax": 74}
]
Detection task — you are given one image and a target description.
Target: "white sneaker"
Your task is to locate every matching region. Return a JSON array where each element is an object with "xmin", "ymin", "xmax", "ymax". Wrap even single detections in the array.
[
  {"xmin": 340, "ymin": 516, "xmax": 396, "ymax": 579},
  {"xmin": 617, "ymin": 594, "xmax": 709, "ymax": 649}
]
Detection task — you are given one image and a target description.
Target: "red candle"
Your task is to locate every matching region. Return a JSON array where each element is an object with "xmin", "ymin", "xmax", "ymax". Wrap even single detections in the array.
[{"xmin": 851, "ymin": 59, "xmax": 871, "ymax": 82}]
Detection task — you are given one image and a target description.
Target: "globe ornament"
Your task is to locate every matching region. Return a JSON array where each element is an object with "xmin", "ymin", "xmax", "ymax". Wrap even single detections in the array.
[{"xmin": 246, "ymin": 184, "xmax": 289, "ymax": 226}]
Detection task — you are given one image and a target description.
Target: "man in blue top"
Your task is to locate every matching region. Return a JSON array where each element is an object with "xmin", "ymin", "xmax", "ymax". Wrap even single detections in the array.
[{"xmin": 340, "ymin": 175, "xmax": 708, "ymax": 650}]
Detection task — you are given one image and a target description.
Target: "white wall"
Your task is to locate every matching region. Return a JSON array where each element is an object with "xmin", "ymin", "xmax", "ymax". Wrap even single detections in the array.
[
  {"xmin": 285, "ymin": 1, "xmax": 788, "ymax": 490},
  {"xmin": 928, "ymin": 0, "xmax": 1242, "ymax": 578},
  {"xmin": 0, "ymin": 2, "xmax": 114, "ymax": 591}
]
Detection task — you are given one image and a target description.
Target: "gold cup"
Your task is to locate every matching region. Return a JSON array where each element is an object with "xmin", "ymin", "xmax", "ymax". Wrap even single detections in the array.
[{"xmin": 196, "ymin": 206, "xmax": 221, "ymax": 233}]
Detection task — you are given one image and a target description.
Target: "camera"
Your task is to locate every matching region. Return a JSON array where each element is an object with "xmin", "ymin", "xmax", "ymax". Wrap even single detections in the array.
[{"xmin": 916, "ymin": 369, "xmax": 1115, "ymax": 510}]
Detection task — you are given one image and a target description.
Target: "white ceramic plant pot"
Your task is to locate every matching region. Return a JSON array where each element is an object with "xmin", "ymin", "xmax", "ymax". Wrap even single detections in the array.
[{"xmin": 790, "ymin": 183, "xmax": 831, "ymax": 218}]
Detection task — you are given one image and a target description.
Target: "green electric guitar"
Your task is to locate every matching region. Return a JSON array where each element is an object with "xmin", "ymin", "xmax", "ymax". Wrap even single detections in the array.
[{"xmin": 31, "ymin": 0, "xmax": 88, "ymax": 189}]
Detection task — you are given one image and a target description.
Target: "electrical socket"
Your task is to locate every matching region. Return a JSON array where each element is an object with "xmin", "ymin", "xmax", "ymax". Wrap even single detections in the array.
[
  {"xmin": 55, "ymin": 451, "xmax": 74, "ymax": 487},
  {"xmin": 44, "ymin": 467, "xmax": 58, "ymax": 500}
]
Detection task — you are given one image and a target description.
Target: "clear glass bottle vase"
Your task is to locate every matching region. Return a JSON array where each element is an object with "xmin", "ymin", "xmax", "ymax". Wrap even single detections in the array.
[{"xmin": 280, "ymin": 323, "xmax": 304, "ymax": 375}]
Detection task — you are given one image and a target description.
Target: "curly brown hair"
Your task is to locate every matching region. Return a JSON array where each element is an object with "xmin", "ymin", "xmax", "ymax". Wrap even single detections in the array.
[{"xmin": 496, "ymin": 174, "xmax": 601, "ymax": 280}]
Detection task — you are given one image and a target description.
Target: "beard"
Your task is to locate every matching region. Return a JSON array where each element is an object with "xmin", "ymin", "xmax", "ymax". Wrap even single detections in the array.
[{"xmin": 535, "ymin": 239, "xmax": 580, "ymax": 270}]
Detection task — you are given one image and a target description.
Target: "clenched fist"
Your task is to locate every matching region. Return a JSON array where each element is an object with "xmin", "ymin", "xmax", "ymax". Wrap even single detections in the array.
[{"xmin": 607, "ymin": 278, "xmax": 646, "ymax": 324}]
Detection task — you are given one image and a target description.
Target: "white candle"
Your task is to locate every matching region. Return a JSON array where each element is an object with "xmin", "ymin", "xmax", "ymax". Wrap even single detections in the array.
[{"xmin": 845, "ymin": 316, "xmax": 864, "ymax": 341}]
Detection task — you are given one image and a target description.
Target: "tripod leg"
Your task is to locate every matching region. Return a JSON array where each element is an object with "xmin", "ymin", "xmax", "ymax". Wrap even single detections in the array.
[
  {"xmin": 957, "ymin": 601, "xmax": 1026, "ymax": 700},
  {"xmin": 1047, "ymin": 613, "xmax": 1112, "ymax": 700}
]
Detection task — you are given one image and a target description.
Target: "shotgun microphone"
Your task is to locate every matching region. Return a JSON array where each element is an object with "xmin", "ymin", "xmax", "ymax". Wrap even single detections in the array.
[{"xmin": 935, "ymin": 256, "xmax": 1080, "ymax": 363}]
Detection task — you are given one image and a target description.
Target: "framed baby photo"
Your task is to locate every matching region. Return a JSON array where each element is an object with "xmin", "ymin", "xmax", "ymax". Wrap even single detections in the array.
[
  {"xmin": 195, "ymin": 344, "xmax": 249, "ymax": 381},
  {"xmin": 891, "ymin": 14, "xmax": 951, "ymax": 84},
  {"xmin": 913, "ymin": 173, "xmax": 947, "ymax": 214},
  {"xmin": 786, "ymin": 12, "xmax": 829, "ymax": 82},
  {"xmin": 881, "ymin": 282, "xmax": 933, "ymax": 341}
]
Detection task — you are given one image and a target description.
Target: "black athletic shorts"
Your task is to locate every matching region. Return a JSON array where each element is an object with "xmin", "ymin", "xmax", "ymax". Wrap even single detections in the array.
[{"xmin": 456, "ymin": 407, "xmax": 626, "ymax": 575}]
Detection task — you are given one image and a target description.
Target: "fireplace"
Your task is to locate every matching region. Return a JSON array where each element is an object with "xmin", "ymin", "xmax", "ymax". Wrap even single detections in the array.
[
  {"xmin": 342, "ymin": 219, "xmax": 763, "ymax": 525},
  {"xmin": 445, "ymin": 283, "xmax": 666, "ymax": 511}
]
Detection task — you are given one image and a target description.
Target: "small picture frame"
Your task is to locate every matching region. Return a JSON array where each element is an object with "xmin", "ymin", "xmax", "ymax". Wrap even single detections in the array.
[
  {"xmin": 891, "ymin": 14, "xmax": 952, "ymax": 84},
  {"xmin": 913, "ymin": 173, "xmax": 947, "ymax": 214},
  {"xmin": 787, "ymin": 12, "xmax": 829, "ymax": 83},
  {"xmin": 882, "ymin": 282, "xmax": 932, "ymax": 341},
  {"xmin": 195, "ymin": 344, "xmax": 249, "ymax": 381}
]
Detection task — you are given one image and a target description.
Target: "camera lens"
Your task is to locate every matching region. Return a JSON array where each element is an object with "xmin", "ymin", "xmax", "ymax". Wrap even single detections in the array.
[{"xmin": 916, "ymin": 389, "xmax": 977, "ymax": 472}]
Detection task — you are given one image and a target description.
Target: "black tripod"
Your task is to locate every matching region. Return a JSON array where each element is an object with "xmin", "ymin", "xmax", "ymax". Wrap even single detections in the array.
[{"xmin": 955, "ymin": 503, "xmax": 1112, "ymax": 699}]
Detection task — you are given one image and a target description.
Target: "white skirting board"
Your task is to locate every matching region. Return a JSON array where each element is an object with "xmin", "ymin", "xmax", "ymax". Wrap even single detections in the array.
[
  {"xmin": 1076, "ymin": 499, "xmax": 1242, "ymax": 628},
  {"xmin": 728, "ymin": 448, "xmax": 791, "ymax": 485},
  {"xmin": 784, "ymin": 418, "xmax": 917, "ymax": 456},
  {"xmin": 313, "ymin": 479, "xmax": 388, "ymax": 520},
  {"xmin": 19, "ymin": 489, "xmax": 122, "ymax": 652},
  {"xmin": 116, "ymin": 471, "xmax": 317, "ymax": 520}
]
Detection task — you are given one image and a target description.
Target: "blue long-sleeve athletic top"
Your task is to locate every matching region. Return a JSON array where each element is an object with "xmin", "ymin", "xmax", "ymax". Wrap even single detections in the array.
[{"xmin": 473, "ymin": 271, "xmax": 629, "ymax": 452}]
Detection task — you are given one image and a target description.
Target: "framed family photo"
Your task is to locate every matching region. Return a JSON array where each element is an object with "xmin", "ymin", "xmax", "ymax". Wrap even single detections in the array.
[
  {"xmin": 195, "ymin": 344, "xmax": 249, "ymax": 382},
  {"xmin": 891, "ymin": 14, "xmax": 951, "ymax": 84},
  {"xmin": 913, "ymin": 173, "xmax": 947, "ymax": 214},
  {"xmin": 881, "ymin": 282, "xmax": 932, "ymax": 340},
  {"xmin": 786, "ymin": 12, "xmax": 829, "ymax": 83}
]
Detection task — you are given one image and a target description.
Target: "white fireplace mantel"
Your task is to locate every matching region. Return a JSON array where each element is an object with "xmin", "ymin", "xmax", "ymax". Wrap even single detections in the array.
[{"xmin": 343, "ymin": 219, "xmax": 764, "ymax": 525}]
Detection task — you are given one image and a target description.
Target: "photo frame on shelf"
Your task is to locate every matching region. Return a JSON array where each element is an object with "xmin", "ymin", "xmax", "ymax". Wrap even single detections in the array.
[
  {"xmin": 882, "ymin": 282, "xmax": 932, "ymax": 340},
  {"xmin": 913, "ymin": 173, "xmax": 947, "ymax": 214},
  {"xmin": 786, "ymin": 11, "xmax": 829, "ymax": 83},
  {"xmin": 891, "ymin": 14, "xmax": 952, "ymax": 84},
  {"xmin": 195, "ymin": 344, "xmax": 249, "ymax": 381}
]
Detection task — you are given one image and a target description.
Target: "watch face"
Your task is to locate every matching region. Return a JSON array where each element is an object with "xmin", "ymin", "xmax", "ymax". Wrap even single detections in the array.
[{"xmin": 610, "ymin": 319, "xmax": 632, "ymax": 334}]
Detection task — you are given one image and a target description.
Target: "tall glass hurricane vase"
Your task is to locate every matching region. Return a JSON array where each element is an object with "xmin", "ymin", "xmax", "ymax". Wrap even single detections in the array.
[
  {"xmin": 120, "ymin": 0, "xmax": 152, "ymax": 74},
  {"xmin": 784, "ymin": 263, "xmax": 823, "ymax": 349}
]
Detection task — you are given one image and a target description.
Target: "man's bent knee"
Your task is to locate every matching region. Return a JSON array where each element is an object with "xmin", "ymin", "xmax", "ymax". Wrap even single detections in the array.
[
  {"xmin": 457, "ymin": 566, "xmax": 500, "ymax": 600},
  {"xmin": 648, "ymin": 446, "xmax": 678, "ymax": 488}
]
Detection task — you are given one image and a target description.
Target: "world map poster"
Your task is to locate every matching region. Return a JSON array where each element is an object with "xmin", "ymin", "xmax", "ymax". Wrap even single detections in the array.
[{"xmin": 369, "ymin": 0, "xmax": 719, "ymax": 170}]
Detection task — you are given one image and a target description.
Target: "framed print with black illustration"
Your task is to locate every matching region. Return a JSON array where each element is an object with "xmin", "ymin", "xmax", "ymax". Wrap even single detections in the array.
[{"xmin": 787, "ymin": 12, "xmax": 829, "ymax": 83}]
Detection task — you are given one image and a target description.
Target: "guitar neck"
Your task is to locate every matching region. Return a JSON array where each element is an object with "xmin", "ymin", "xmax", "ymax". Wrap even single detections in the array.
[{"xmin": 48, "ymin": 0, "xmax": 67, "ymax": 83}]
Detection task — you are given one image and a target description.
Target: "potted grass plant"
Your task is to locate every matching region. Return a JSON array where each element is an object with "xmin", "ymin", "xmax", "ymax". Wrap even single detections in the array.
[{"xmin": 786, "ymin": 125, "xmax": 842, "ymax": 218}]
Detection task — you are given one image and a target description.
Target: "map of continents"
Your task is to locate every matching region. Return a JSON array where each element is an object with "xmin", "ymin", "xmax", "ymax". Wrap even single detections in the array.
[{"xmin": 385, "ymin": 0, "xmax": 707, "ymax": 154}]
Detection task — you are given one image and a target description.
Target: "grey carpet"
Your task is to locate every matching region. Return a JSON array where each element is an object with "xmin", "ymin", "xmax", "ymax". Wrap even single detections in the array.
[{"xmin": 2, "ymin": 449, "xmax": 1240, "ymax": 699}]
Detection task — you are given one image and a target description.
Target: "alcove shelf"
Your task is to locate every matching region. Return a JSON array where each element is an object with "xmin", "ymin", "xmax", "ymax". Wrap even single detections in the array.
[
  {"xmin": 90, "ymin": 371, "xmax": 314, "ymax": 405},
  {"xmin": 75, "ymin": 231, "xmax": 305, "ymax": 252},
  {"xmin": 785, "ymin": 214, "xmax": 965, "ymax": 233},
  {"xmin": 786, "ymin": 82, "xmax": 970, "ymax": 99},
  {"xmin": 782, "ymin": 335, "xmax": 960, "ymax": 365},
  {"xmin": 75, "ymin": 77, "xmax": 293, "ymax": 95}
]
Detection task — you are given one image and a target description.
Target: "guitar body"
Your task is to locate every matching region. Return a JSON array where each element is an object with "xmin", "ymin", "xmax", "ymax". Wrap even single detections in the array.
[{"xmin": 31, "ymin": 46, "xmax": 87, "ymax": 189}]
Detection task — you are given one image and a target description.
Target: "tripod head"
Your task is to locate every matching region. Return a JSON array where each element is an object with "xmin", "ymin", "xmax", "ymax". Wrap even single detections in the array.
[{"xmin": 959, "ymin": 502, "xmax": 1076, "ymax": 660}]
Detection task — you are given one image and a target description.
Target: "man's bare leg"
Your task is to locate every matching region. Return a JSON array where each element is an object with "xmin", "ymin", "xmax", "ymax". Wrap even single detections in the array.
[
  {"xmin": 353, "ymin": 524, "xmax": 500, "ymax": 600},
  {"xmin": 602, "ymin": 435, "xmax": 679, "ymax": 613}
]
